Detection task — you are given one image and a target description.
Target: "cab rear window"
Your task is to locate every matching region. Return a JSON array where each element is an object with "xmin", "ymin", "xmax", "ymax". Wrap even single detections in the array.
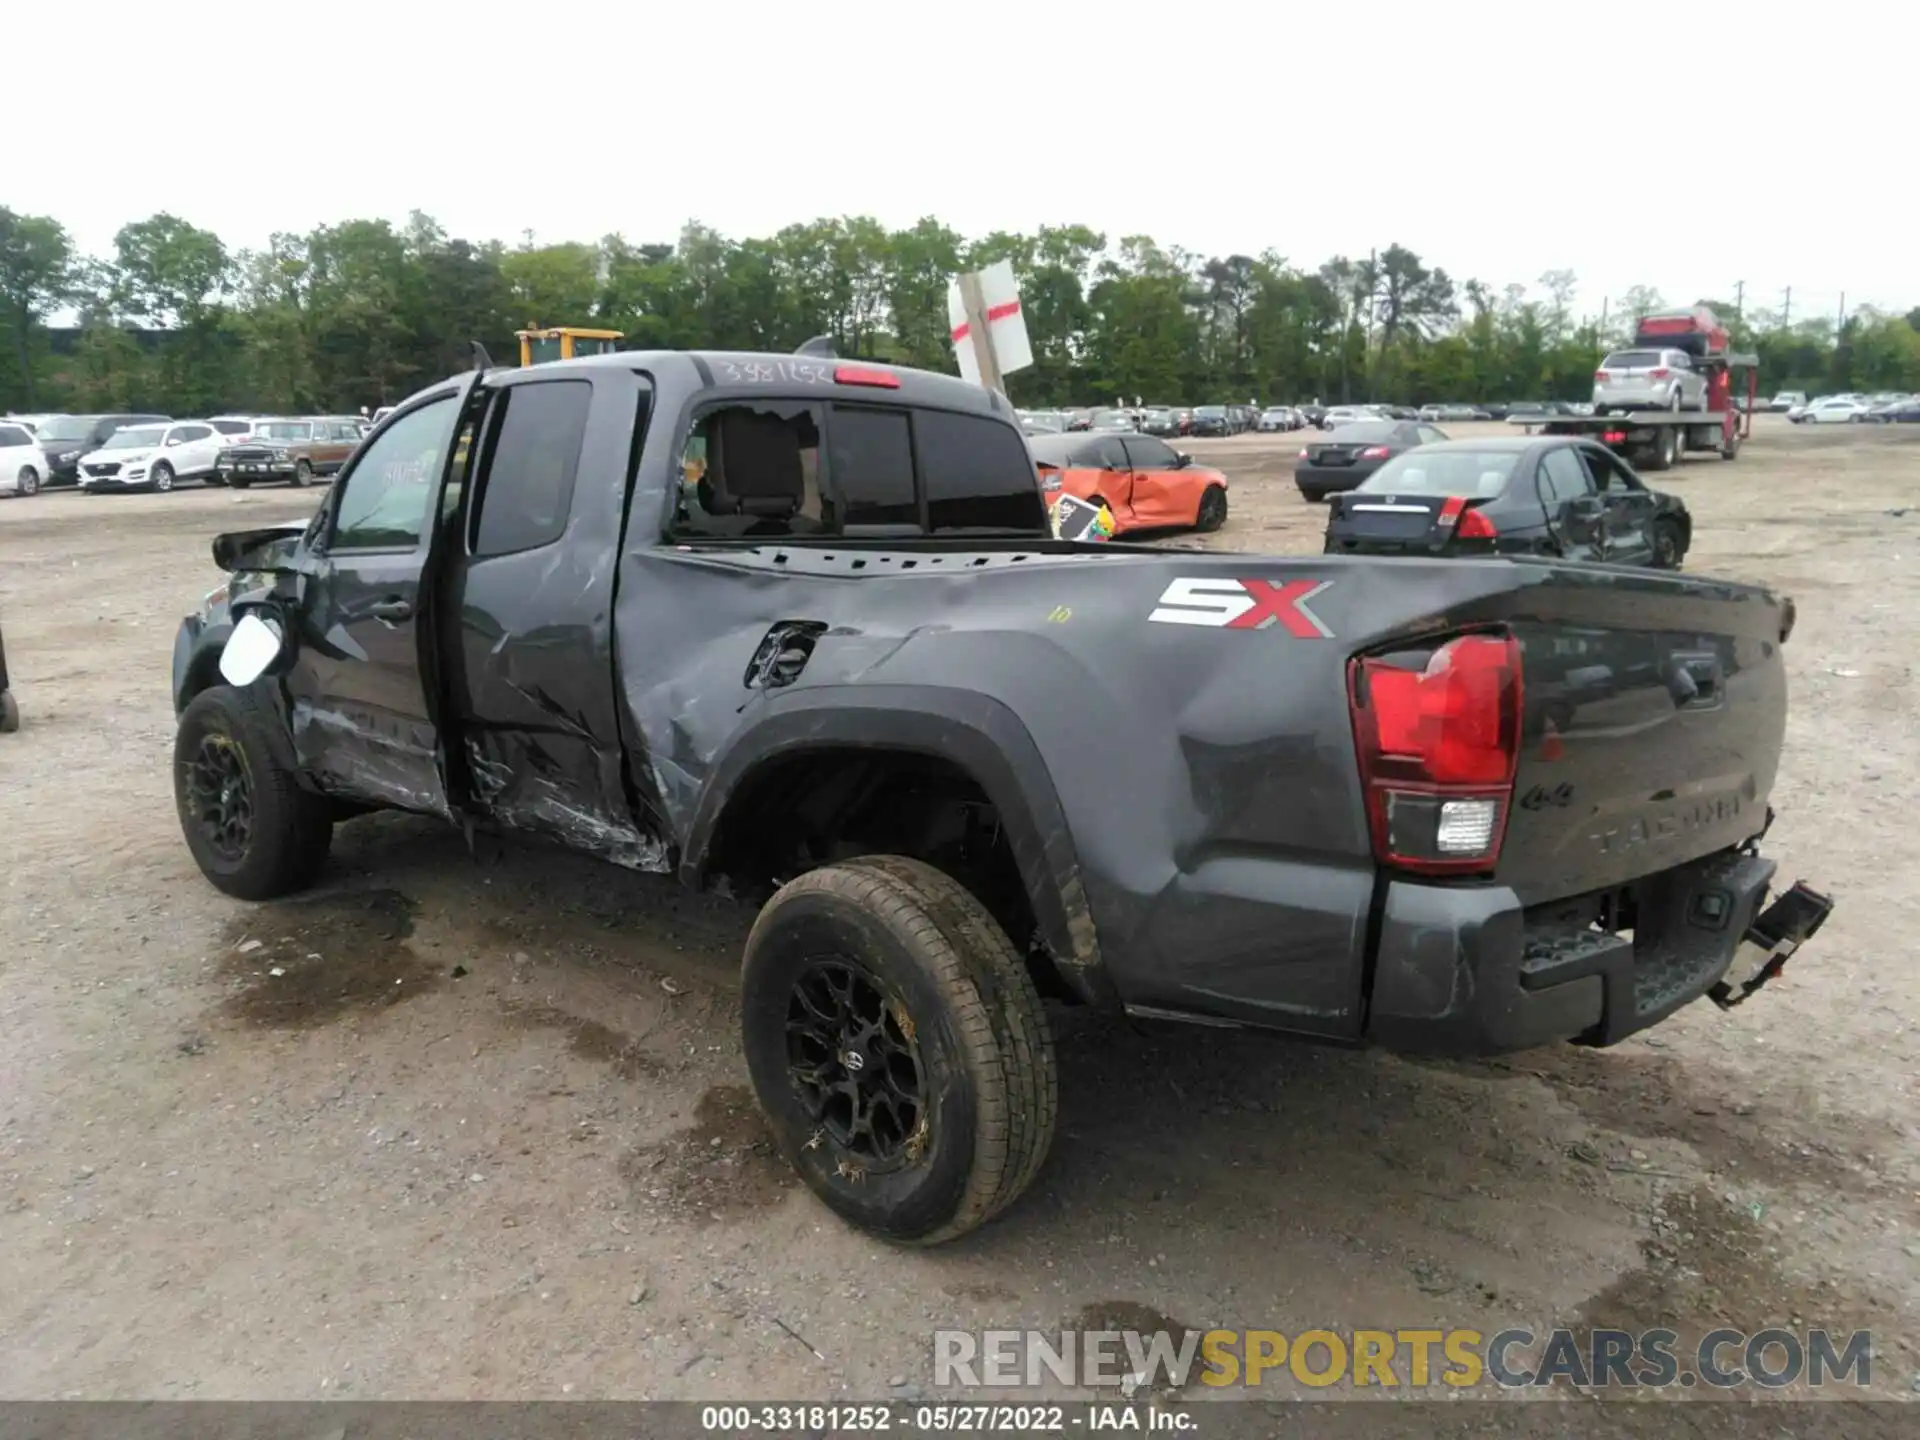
[{"xmin": 672, "ymin": 402, "xmax": 1044, "ymax": 541}]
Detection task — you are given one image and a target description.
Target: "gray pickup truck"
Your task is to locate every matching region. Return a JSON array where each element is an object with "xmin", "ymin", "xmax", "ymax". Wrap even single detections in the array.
[{"xmin": 169, "ymin": 348, "xmax": 1831, "ymax": 1244}]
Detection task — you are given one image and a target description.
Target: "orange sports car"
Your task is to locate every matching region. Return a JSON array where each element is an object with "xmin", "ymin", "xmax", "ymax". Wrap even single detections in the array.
[{"xmin": 1027, "ymin": 431, "xmax": 1229, "ymax": 535}]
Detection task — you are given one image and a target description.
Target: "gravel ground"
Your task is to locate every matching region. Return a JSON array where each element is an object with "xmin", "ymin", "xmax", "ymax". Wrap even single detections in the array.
[{"xmin": 1, "ymin": 416, "xmax": 1915, "ymax": 1406}]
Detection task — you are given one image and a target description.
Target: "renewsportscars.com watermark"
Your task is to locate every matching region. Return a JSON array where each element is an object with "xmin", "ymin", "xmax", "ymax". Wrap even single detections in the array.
[{"xmin": 934, "ymin": 1327, "xmax": 1876, "ymax": 1391}]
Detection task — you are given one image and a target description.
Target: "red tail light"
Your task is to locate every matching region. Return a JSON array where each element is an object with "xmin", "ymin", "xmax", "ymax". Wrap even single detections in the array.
[
  {"xmin": 1348, "ymin": 633, "xmax": 1522, "ymax": 875},
  {"xmin": 835, "ymin": 365, "xmax": 900, "ymax": 388},
  {"xmin": 1360, "ymin": 445, "xmax": 1391, "ymax": 459},
  {"xmin": 1649, "ymin": 368, "xmax": 1670, "ymax": 380},
  {"xmin": 1603, "ymin": 430, "xmax": 1627, "ymax": 444},
  {"xmin": 1457, "ymin": 508, "xmax": 1497, "ymax": 539},
  {"xmin": 1594, "ymin": 370, "xmax": 1610, "ymax": 381},
  {"xmin": 1298, "ymin": 448, "xmax": 1310, "ymax": 459}
]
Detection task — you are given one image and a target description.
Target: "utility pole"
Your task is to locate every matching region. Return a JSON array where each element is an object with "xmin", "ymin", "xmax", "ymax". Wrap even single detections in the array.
[
  {"xmin": 1732, "ymin": 280, "xmax": 1744, "ymax": 322},
  {"xmin": 954, "ymin": 270, "xmax": 1005, "ymax": 397},
  {"xmin": 1780, "ymin": 286, "xmax": 1792, "ymax": 328},
  {"xmin": 1599, "ymin": 296, "xmax": 1610, "ymax": 338},
  {"xmin": 1836, "ymin": 292, "xmax": 1847, "ymax": 332}
]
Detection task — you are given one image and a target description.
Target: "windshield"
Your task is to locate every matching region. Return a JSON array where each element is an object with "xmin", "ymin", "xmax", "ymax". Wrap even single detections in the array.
[
  {"xmin": 211, "ymin": 420, "xmax": 251, "ymax": 434},
  {"xmin": 104, "ymin": 426, "xmax": 166, "ymax": 449},
  {"xmin": 1194, "ymin": 406, "xmax": 1226, "ymax": 418},
  {"xmin": 1602, "ymin": 351, "xmax": 1663, "ymax": 369},
  {"xmin": 256, "ymin": 422, "xmax": 314, "ymax": 440},
  {"xmin": 1359, "ymin": 450, "xmax": 1519, "ymax": 497},
  {"xmin": 34, "ymin": 417, "xmax": 94, "ymax": 442}
]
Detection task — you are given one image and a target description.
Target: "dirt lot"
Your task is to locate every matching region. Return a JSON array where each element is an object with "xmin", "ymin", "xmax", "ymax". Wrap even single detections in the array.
[{"xmin": 1, "ymin": 418, "xmax": 1917, "ymax": 1404}]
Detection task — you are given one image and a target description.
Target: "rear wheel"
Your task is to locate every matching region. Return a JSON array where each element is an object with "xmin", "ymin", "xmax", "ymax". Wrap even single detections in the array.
[
  {"xmin": 0, "ymin": 690, "xmax": 18, "ymax": 733},
  {"xmin": 1195, "ymin": 485, "xmax": 1228, "ymax": 532},
  {"xmin": 1651, "ymin": 517, "xmax": 1685, "ymax": 570},
  {"xmin": 230, "ymin": 475, "xmax": 252, "ymax": 490},
  {"xmin": 739, "ymin": 856, "xmax": 1056, "ymax": 1244},
  {"xmin": 173, "ymin": 685, "xmax": 333, "ymax": 900}
]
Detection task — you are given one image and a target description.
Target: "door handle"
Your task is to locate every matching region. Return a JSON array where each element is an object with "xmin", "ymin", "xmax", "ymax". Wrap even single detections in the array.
[{"xmin": 369, "ymin": 598, "xmax": 413, "ymax": 623}]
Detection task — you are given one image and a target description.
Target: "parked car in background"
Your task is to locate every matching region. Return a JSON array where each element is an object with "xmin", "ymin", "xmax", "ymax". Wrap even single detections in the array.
[
  {"xmin": 1028, "ymin": 432, "xmax": 1229, "ymax": 535},
  {"xmin": 1141, "ymin": 407, "xmax": 1181, "ymax": 438},
  {"xmin": 3, "ymin": 413, "xmax": 55, "ymax": 434},
  {"xmin": 1257, "ymin": 406, "xmax": 1302, "ymax": 432},
  {"xmin": 1863, "ymin": 397, "xmax": 1920, "ymax": 423},
  {"xmin": 1188, "ymin": 405, "xmax": 1234, "ymax": 437},
  {"xmin": 1087, "ymin": 408, "xmax": 1137, "ymax": 434},
  {"xmin": 0, "ymin": 421, "xmax": 48, "ymax": 497},
  {"xmin": 1794, "ymin": 397, "xmax": 1871, "ymax": 424},
  {"xmin": 78, "ymin": 421, "xmax": 225, "ymax": 492},
  {"xmin": 1294, "ymin": 419, "xmax": 1448, "ymax": 501},
  {"xmin": 1317, "ymin": 404, "xmax": 1385, "ymax": 431},
  {"xmin": 1322, "ymin": 436, "xmax": 1690, "ymax": 569},
  {"xmin": 1769, "ymin": 391, "xmax": 1807, "ymax": 414},
  {"xmin": 28, "ymin": 413, "xmax": 171, "ymax": 486},
  {"xmin": 215, "ymin": 417, "xmax": 366, "ymax": 487},
  {"xmin": 1419, "ymin": 404, "xmax": 1491, "ymax": 423},
  {"xmin": 1018, "ymin": 410, "xmax": 1065, "ymax": 436}
]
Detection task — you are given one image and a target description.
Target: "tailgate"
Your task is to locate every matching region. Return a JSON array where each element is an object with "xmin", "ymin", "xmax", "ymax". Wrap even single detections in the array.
[
  {"xmin": 1498, "ymin": 585, "xmax": 1788, "ymax": 903},
  {"xmin": 1307, "ymin": 443, "xmax": 1359, "ymax": 466}
]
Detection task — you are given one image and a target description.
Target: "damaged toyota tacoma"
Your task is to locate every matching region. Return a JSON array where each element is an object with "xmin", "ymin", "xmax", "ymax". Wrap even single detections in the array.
[{"xmin": 169, "ymin": 349, "xmax": 1833, "ymax": 1243}]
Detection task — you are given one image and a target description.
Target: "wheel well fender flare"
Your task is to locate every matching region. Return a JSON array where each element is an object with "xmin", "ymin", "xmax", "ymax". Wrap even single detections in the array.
[{"xmin": 681, "ymin": 685, "xmax": 1106, "ymax": 999}]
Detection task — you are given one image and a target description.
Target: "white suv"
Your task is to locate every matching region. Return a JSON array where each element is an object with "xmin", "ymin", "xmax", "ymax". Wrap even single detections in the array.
[
  {"xmin": 1592, "ymin": 348, "xmax": 1708, "ymax": 415},
  {"xmin": 77, "ymin": 420, "xmax": 226, "ymax": 492},
  {"xmin": 0, "ymin": 421, "xmax": 47, "ymax": 496}
]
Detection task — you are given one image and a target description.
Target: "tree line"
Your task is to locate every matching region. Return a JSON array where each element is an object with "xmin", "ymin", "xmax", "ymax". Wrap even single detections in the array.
[{"xmin": 4, "ymin": 205, "xmax": 1917, "ymax": 417}]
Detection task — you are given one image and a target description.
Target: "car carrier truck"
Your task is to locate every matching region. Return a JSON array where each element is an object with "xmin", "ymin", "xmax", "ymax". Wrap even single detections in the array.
[{"xmin": 1512, "ymin": 307, "xmax": 1760, "ymax": 471}]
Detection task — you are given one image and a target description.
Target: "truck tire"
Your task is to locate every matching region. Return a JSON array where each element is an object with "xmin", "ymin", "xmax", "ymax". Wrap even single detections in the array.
[
  {"xmin": 740, "ymin": 855, "xmax": 1057, "ymax": 1244},
  {"xmin": 1722, "ymin": 427, "xmax": 1740, "ymax": 460},
  {"xmin": 0, "ymin": 690, "xmax": 18, "ymax": 734},
  {"xmin": 1645, "ymin": 426, "xmax": 1680, "ymax": 472},
  {"xmin": 174, "ymin": 684, "xmax": 333, "ymax": 900}
]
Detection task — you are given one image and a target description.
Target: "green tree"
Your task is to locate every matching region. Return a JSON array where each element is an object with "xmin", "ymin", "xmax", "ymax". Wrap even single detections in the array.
[{"xmin": 0, "ymin": 207, "xmax": 75, "ymax": 405}]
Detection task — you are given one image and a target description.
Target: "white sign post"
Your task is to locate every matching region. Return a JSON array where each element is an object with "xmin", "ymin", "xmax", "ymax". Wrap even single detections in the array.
[{"xmin": 947, "ymin": 259, "xmax": 1033, "ymax": 396}]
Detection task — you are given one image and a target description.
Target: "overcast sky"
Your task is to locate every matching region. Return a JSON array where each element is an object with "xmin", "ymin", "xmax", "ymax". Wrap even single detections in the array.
[{"xmin": 10, "ymin": 1, "xmax": 1911, "ymax": 324}]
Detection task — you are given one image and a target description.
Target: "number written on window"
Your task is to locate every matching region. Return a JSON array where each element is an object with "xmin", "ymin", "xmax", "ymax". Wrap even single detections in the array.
[{"xmin": 332, "ymin": 396, "xmax": 458, "ymax": 550}]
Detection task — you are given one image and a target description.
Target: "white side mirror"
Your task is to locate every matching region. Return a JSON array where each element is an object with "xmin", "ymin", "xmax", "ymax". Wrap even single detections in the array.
[{"xmin": 219, "ymin": 612, "xmax": 286, "ymax": 686}]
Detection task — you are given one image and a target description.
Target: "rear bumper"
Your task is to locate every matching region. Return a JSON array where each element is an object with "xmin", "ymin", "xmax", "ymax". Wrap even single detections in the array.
[{"xmin": 1364, "ymin": 848, "xmax": 1824, "ymax": 1055}]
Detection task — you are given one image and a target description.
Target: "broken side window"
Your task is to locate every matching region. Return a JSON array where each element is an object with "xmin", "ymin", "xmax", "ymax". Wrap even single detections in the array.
[{"xmin": 672, "ymin": 402, "xmax": 825, "ymax": 540}]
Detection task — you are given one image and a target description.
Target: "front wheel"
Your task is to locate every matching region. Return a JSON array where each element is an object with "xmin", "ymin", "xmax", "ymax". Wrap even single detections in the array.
[
  {"xmin": 1195, "ymin": 484, "xmax": 1228, "ymax": 532},
  {"xmin": 15, "ymin": 466, "xmax": 39, "ymax": 497},
  {"xmin": 150, "ymin": 462, "xmax": 174, "ymax": 493},
  {"xmin": 1651, "ymin": 517, "xmax": 1685, "ymax": 570},
  {"xmin": 291, "ymin": 459, "xmax": 314, "ymax": 487},
  {"xmin": 174, "ymin": 685, "xmax": 333, "ymax": 899},
  {"xmin": 740, "ymin": 855, "xmax": 1057, "ymax": 1245}
]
